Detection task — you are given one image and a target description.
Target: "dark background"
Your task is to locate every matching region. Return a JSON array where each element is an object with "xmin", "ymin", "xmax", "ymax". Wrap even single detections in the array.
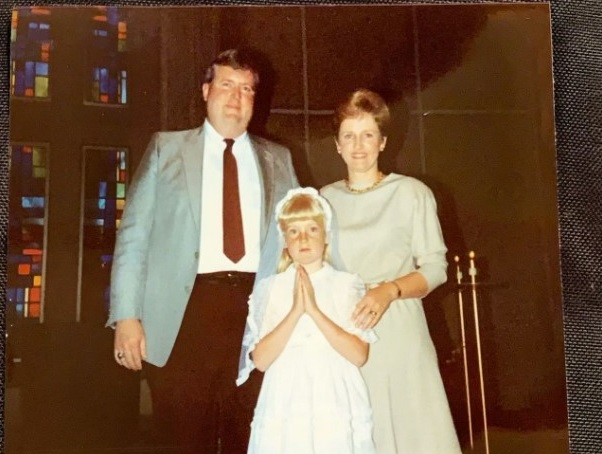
[{"xmin": 1, "ymin": 1, "xmax": 601, "ymax": 454}]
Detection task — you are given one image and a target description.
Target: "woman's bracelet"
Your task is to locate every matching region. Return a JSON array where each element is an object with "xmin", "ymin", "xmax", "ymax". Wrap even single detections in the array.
[{"xmin": 389, "ymin": 280, "xmax": 403, "ymax": 299}]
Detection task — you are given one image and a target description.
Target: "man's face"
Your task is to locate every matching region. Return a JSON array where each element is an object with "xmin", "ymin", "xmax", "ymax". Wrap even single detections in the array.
[{"xmin": 202, "ymin": 65, "xmax": 256, "ymax": 138}]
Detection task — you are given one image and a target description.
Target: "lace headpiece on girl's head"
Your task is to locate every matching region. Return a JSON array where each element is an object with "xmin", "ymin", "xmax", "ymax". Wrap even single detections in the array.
[{"xmin": 274, "ymin": 187, "xmax": 333, "ymax": 235}]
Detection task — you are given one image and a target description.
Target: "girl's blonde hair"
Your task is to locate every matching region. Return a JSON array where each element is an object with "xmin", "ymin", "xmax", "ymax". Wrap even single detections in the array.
[{"xmin": 277, "ymin": 193, "xmax": 331, "ymax": 272}]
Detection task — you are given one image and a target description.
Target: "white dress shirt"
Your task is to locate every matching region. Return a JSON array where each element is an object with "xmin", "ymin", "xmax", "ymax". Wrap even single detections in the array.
[{"xmin": 198, "ymin": 120, "xmax": 261, "ymax": 273}]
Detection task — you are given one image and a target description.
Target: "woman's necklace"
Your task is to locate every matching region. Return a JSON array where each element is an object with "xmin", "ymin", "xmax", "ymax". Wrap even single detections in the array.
[{"xmin": 345, "ymin": 171, "xmax": 386, "ymax": 194}]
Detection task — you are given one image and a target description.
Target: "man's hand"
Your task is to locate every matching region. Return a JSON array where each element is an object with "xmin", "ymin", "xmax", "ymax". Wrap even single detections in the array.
[{"xmin": 114, "ymin": 318, "xmax": 147, "ymax": 370}]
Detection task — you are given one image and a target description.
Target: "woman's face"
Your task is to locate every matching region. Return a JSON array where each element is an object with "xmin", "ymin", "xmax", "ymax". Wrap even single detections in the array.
[{"xmin": 336, "ymin": 114, "xmax": 387, "ymax": 175}]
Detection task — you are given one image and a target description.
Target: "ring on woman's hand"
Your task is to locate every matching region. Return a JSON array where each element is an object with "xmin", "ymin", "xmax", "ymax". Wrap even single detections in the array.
[
  {"xmin": 368, "ymin": 310, "xmax": 378, "ymax": 317},
  {"xmin": 116, "ymin": 352, "xmax": 125, "ymax": 360}
]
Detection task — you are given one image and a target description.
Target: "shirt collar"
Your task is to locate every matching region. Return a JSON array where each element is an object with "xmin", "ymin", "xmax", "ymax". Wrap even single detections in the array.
[{"xmin": 204, "ymin": 119, "xmax": 249, "ymax": 144}]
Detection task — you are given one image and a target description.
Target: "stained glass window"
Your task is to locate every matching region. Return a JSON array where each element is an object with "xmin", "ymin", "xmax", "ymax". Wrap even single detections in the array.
[
  {"xmin": 81, "ymin": 147, "xmax": 128, "ymax": 321},
  {"xmin": 8, "ymin": 144, "xmax": 48, "ymax": 320},
  {"xmin": 86, "ymin": 7, "xmax": 127, "ymax": 105},
  {"xmin": 84, "ymin": 147, "xmax": 128, "ymax": 243},
  {"xmin": 10, "ymin": 8, "xmax": 52, "ymax": 98}
]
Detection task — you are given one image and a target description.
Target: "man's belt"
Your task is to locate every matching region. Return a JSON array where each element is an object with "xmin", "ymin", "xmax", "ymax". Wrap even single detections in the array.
[{"xmin": 196, "ymin": 271, "xmax": 256, "ymax": 286}]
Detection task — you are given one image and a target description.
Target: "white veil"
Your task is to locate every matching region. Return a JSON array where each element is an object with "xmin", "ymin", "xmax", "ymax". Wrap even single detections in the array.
[{"xmin": 236, "ymin": 187, "xmax": 346, "ymax": 385}]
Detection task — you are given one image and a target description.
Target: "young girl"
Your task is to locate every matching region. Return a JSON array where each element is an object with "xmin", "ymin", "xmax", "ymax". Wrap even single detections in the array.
[{"xmin": 237, "ymin": 187, "xmax": 377, "ymax": 454}]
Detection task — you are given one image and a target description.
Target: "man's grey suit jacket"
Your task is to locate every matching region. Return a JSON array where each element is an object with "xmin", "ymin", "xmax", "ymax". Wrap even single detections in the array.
[{"xmin": 107, "ymin": 125, "xmax": 298, "ymax": 366}]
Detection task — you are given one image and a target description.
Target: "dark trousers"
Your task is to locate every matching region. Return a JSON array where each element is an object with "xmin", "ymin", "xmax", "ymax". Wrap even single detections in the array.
[{"xmin": 144, "ymin": 273, "xmax": 262, "ymax": 454}]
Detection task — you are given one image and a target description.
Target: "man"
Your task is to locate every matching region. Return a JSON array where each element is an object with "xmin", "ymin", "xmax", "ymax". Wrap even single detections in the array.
[{"xmin": 107, "ymin": 48, "xmax": 298, "ymax": 453}]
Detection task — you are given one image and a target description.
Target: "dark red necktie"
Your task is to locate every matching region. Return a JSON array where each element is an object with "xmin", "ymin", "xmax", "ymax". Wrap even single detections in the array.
[{"xmin": 222, "ymin": 138, "xmax": 245, "ymax": 263}]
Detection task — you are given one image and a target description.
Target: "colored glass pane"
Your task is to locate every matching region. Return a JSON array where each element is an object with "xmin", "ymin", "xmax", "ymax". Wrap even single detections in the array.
[
  {"xmin": 11, "ymin": 11, "xmax": 18, "ymax": 42},
  {"xmin": 116, "ymin": 182, "xmax": 125, "ymax": 198},
  {"xmin": 30, "ymin": 8, "xmax": 51, "ymax": 15},
  {"xmin": 86, "ymin": 7, "xmax": 127, "ymax": 105},
  {"xmin": 29, "ymin": 287, "xmax": 41, "ymax": 302},
  {"xmin": 35, "ymin": 62, "xmax": 48, "ymax": 75},
  {"xmin": 10, "ymin": 8, "xmax": 52, "ymax": 98},
  {"xmin": 25, "ymin": 61, "xmax": 34, "ymax": 86},
  {"xmin": 29, "ymin": 304, "xmax": 41, "ymax": 318},
  {"xmin": 33, "ymin": 147, "xmax": 44, "ymax": 164},
  {"xmin": 8, "ymin": 143, "xmax": 48, "ymax": 320},
  {"xmin": 22, "ymin": 196, "xmax": 44, "ymax": 208},
  {"xmin": 120, "ymin": 71, "xmax": 127, "ymax": 104},
  {"xmin": 35, "ymin": 76, "xmax": 48, "ymax": 97},
  {"xmin": 83, "ymin": 147, "xmax": 128, "ymax": 244},
  {"xmin": 32, "ymin": 167, "xmax": 46, "ymax": 178}
]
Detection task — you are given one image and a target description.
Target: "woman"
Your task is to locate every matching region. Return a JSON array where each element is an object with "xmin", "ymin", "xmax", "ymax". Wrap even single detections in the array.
[{"xmin": 321, "ymin": 89, "xmax": 461, "ymax": 454}]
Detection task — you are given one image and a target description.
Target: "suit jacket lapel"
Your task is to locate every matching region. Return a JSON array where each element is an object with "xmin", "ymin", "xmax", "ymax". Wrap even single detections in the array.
[
  {"xmin": 182, "ymin": 130, "xmax": 274, "ymax": 242},
  {"xmin": 251, "ymin": 136, "xmax": 274, "ymax": 244},
  {"xmin": 181, "ymin": 127, "xmax": 205, "ymax": 233}
]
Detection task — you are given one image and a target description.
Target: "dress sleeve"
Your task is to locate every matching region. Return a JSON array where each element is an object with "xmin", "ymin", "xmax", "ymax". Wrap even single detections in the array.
[
  {"xmin": 236, "ymin": 276, "xmax": 274, "ymax": 386},
  {"xmin": 412, "ymin": 184, "xmax": 448, "ymax": 292},
  {"xmin": 339, "ymin": 274, "xmax": 378, "ymax": 344}
]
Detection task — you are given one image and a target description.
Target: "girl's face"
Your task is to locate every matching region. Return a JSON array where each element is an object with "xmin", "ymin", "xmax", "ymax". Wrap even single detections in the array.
[
  {"xmin": 336, "ymin": 113, "xmax": 387, "ymax": 175},
  {"xmin": 283, "ymin": 218, "xmax": 326, "ymax": 273}
]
